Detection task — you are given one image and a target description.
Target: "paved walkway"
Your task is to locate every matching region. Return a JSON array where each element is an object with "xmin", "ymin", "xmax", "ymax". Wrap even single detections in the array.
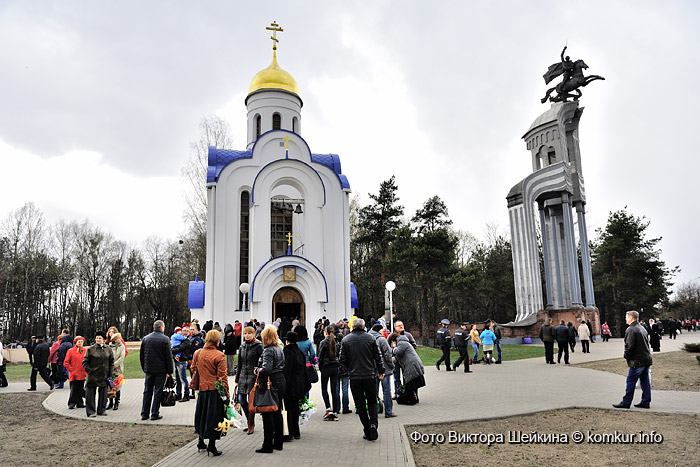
[{"xmin": 20, "ymin": 332, "xmax": 700, "ymax": 466}]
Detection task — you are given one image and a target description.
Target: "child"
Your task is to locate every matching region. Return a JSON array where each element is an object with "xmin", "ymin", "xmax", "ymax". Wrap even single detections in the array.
[{"xmin": 170, "ymin": 326, "xmax": 185, "ymax": 362}]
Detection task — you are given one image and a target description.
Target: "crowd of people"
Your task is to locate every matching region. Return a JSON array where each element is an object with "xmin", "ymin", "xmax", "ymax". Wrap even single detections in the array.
[
  {"xmin": 9, "ymin": 310, "xmax": 697, "ymax": 457},
  {"xmin": 22, "ymin": 328, "xmax": 128, "ymax": 417},
  {"xmin": 128, "ymin": 315, "xmax": 427, "ymax": 455},
  {"xmin": 434, "ymin": 319, "xmax": 502, "ymax": 370}
]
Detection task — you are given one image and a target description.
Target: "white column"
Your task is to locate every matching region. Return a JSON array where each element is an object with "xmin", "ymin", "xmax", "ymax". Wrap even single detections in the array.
[
  {"xmin": 562, "ymin": 200, "xmax": 582, "ymax": 306},
  {"xmin": 576, "ymin": 203, "xmax": 596, "ymax": 307},
  {"xmin": 549, "ymin": 210, "xmax": 564, "ymax": 308},
  {"xmin": 205, "ymin": 185, "xmax": 217, "ymax": 321},
  {"xmin": 539, "ymin": 204, "xmax": 553, "ymax": 307}
]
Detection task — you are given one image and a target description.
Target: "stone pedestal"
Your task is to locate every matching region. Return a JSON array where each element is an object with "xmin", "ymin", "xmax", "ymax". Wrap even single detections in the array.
[{"xmin": 500, "ymin": 308, "xmax": 600, "ymax": 343}]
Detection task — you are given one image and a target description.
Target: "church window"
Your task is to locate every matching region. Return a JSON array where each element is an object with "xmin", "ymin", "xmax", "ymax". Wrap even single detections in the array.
[
  {"xmin": 255, "ymin": 115, "xmax": 261, "ymax": 139},
  {"xmin": 270, "ymin": 199, "xmax": 292, "ymax": 257},
  {"xmin": 272, "ymin": 113, "xmax": 281, "ymax": 130},
  {"xmin": 547, "ymin": 147, "xmax": 557, "ymax": 165},
  {"xmin": 240, "ymin": 191, "xmax": 250, "ymax": 305},
  {"xmin": 292, "ymin": 117, "xmax": 298, "ymax": 133}
]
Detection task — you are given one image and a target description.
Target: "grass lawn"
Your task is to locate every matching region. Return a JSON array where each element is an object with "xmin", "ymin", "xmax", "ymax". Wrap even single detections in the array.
[
  {"xmin": 4, "ymin": 349, "xmax": 239, "ymax": 382},
  {"xmin": 4, "ymin": 346, "xmax": 541, "ymax": 382},
  {"xmin": 415, "ymin": 344, "xmax": 543, "ymax": 365}
]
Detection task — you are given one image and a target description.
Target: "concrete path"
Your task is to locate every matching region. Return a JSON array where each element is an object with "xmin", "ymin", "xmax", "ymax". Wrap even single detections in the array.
[{"xmin": 32, "ymin": 332, "xmax": 700, "ymax": 466}]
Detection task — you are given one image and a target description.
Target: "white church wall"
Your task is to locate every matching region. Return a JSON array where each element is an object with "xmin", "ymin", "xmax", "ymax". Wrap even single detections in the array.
[{"xmin": 246, "ymin": 91, "xmax": 302, "ymax": 148}]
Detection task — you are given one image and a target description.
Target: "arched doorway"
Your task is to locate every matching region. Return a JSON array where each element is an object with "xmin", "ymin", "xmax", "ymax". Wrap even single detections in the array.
[{"xmin": 272, "ymin": 287, "xmax": 305, "ymax": 325}]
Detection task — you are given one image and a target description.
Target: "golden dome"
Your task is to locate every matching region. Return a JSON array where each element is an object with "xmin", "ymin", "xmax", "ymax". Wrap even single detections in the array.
[{"xmin": 248, "ymin": 51, "xmax": 300, "ymax": 96}]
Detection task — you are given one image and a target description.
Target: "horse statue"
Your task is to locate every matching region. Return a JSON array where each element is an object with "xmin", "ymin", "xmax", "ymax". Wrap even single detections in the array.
[{"xmin": 541, "ymin": 48, "xmax": 605, "ymax": 103}]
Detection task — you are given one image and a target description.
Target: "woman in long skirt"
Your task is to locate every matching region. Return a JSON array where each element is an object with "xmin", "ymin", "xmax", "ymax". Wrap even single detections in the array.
[{"xmin": 192, "ymin": 329, "xmax": 229, "ymax": 457}]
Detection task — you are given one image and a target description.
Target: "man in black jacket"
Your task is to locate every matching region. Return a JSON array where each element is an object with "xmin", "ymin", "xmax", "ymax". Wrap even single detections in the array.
[
  {"xmin": 28, "ymin": 336, "xmax": 53, "ymax": 391},
  {"xmin": 539, "ymin": 319, "xmax": 556, "ymax": 364},
  {"xmin": 555, "ymin": 320, "xmax": 571, "ymax": 365},
  {"xmin": 452, "ymin": 322, "xmax": 472, "ymax": 373},
  {"xmin": 140, "ymin": 320, "xmax": 174, "ymax": 421},
  {"xmin": 435, "ymin": 319, "xmax": 452, "ymax": 371},
  {"xmin": 338, "ymin": 318, "xmax": 385, "ymax": 441},
  {"xmin": 26, "ymin": 336, "xmax": 35, "ymax": 366},
  {"xmin": 491, "ymin": 320, "xmax": 503, "ymax": 364},
  {"xmin": 613, "ymin": 311, "xmax": 653, "ymax": 409}
]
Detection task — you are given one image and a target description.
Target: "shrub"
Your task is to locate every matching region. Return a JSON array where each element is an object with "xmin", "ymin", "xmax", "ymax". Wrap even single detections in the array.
[{"xmin": 683, "ymin": 343, "xmax": 700, "ymax": 353}]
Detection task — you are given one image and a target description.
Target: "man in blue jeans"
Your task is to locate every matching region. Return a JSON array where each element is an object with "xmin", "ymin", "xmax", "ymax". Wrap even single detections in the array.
[
  {"xmin": 613, "ymin": 311, "xmax": 653, "ymax": 409},
  {"xmin": 370, "ymin": 324, "xmax": 395, "ymax": 418},
  {"xmin": 140, "ymin": 320, "xmax": 174, "ymax": 421},
  {"xmin": 172, "ymin": 326, "xmax": 191, "ymax": 402}
]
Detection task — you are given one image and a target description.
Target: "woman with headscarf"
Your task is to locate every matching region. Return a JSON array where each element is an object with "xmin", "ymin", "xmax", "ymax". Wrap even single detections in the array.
[
  {"xmin": 254, "ymin": 326, "xmax": 286, "ymax": 454},
  {"xmin": 192, "ymin": 329, "xmax": 229, "ymax": 457},
  {"xmin": 107, "ymin": 332, "xmax": 125, "ymax": 410},
  {"xmin": 63, "ymin": 336, "xmax": 87, "ymax": 409},
  {"xmin": 106, "ymin": 326, "xmax": 129, "ymax": 357},
  {"xmin": 388, "ymin": 332, "xmax": 425, "ymax": 404},
  {"xmin": 82, "ymin": 331, "xmax": 113, "ymax": 417},
  {"xmin": 235, "ymin": 326, "xmax": 263, "ymax": 435}
]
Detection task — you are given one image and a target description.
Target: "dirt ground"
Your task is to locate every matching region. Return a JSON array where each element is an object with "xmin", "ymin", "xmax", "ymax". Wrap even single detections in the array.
[
  {"xmin": 575, "ymin": 350, "xmax": 700, "ymax": 391},
  {"xmin": 407, "ymin": 409, "xmax": 700, "ymax": 467},
  {"xmin": 0, "ymin": 392, "xmax": 194, "ymax": 466}
]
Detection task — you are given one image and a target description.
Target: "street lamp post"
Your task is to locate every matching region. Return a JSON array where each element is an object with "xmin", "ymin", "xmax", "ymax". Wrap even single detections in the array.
[{"xmin": 385, "ymin": 281, "xmax": 396, "ymax": 331}]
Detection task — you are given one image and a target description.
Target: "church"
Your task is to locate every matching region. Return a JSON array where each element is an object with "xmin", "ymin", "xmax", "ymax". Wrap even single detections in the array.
[{"xmin": 190, "ymin": 22, "xmax": 354, "ymax": 328}]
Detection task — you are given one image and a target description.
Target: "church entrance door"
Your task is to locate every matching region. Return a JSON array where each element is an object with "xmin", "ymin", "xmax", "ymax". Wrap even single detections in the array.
[{"xmin": 272, "ymin": 287, "xmax": 304, "ymax": 325}]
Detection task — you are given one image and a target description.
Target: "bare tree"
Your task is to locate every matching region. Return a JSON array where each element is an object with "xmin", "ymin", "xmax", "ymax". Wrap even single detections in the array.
[{"xmin": 181, "ymin": 115, "xmax": 234, "ymax": 240}]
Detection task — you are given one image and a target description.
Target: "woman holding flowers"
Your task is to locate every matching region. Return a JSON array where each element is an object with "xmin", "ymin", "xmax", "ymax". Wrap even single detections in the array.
[
  {"xmin": 107, "ymin": 332, "xmax": 125, "ymax": 410},
  {"xmin": 191, "ymin": 329, "xmax": 229, "ymax": 457}
]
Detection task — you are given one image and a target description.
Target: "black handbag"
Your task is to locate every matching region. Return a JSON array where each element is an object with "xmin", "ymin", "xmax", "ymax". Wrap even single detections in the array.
[
  {"xmin": 305, "ymin": 364, "xmax": 318, "ymax": 384},
  {"xmin": 164, "ymin": 374, "xmax": 176, "ymax": 389},
  {"xmin": 161, "ymin": 387, "xmax": 176, "ymax": 406},
  {"xmin": 249, "ymin": 375, "xmax": 278, "ymax": 413}
]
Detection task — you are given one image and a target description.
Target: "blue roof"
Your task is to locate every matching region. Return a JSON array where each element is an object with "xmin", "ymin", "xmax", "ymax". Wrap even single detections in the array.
[
  {"xmin": 207, "ymin": 131, "xmax": 351, "ymax": 191},
  {"xmin": 207, "ymin": 147, "xmax": 252, "ymax": 183}
]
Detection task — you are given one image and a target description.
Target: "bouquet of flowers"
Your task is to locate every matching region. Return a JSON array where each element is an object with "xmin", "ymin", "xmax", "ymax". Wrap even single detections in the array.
[
  {"xmin": 112, "ymin": 374, "xmax": 125, "ymax": 390},
  {"xmin": 214, "ymin": 378, "xmax": 243, "ymax": 431},
  {"xmin": 299, "ymin": 397, "xmax": 317, "ymax": 426}
]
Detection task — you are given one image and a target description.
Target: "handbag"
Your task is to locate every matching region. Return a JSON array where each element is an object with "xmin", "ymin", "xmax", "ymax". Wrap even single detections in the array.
[
  {"xmin": 161, "ymin": 387, "xmax": 176, "ymax": 406},
  {"xmin": 249, "ymin": 374, "xmax": 278, "ymax": 413},
  {"xmin": 189, "ymin": 351, "xmax": 200, "ymax": 391},
  {"xmin": 164, "ymin": 374, "xmax": 176, "ymax": 389},
  {"xmin": 305, "ymin": 363, "xmax": 318, "ymax": 384}
]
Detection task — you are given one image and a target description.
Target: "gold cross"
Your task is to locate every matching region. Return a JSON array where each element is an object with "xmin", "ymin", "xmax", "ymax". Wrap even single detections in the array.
[
  {"xmin": 266, "ymin": 21, "xmax": 284, "ymax": 51},
  {"xmin": 282, "ymin": 134, "xmax": 291, "ymax": 150},
  {"xmin": 286, "ymin": 232, "xmax": 293, "ymax": 246}
]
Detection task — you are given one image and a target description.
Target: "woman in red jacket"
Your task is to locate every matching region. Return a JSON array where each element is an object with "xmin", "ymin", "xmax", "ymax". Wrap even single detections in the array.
[{"xmin": 63, "ymin": 336, "xmax": 88, "ymax": 409}]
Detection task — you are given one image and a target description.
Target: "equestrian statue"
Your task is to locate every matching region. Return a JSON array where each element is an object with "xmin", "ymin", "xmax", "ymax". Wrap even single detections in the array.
[{"xmin": 541, "ymin": 46, "xmax": 605, "ymax": 103}]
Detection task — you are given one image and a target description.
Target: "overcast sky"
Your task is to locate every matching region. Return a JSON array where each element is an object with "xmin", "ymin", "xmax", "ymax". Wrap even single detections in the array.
[{"xmin": 1, "ymin": 1, "xmax": 698, "ymax": 291}]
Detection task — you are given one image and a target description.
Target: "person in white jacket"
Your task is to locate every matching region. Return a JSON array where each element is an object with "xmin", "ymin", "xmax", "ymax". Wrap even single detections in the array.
[{"xmin": 578, "ymin": 321, "xmax": 591, "ymax": 354}]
